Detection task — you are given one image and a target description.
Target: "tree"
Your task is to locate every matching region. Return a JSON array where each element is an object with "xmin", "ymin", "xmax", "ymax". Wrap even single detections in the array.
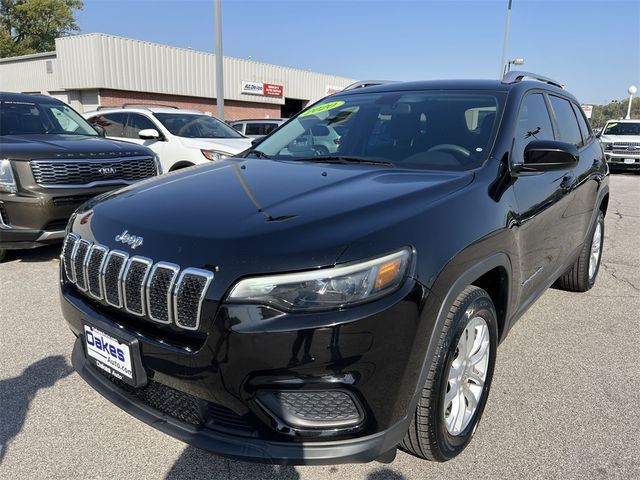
[
  {"xmin": 589, "ymin": 97, "xmax": 640, "ymax": 130},
  {"xmin": 0, "ymin": 0, "xmax": 83, "ymax": 58}
]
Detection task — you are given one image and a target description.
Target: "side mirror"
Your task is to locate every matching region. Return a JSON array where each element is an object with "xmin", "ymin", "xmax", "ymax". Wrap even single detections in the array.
[
  {"xmin": 93, "ymin": 124, "xmax": 106, "ymax": 137},
  {"xmin": 515, "ymin": 140, "xmax": 579, "ymax": 172},
  {"xmin": 139, "ymin": 128, "xmax": 161, "ymax": 140}
]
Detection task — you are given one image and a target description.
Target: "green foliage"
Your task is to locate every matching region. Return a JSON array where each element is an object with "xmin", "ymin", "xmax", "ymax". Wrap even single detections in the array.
[
  {"xmin": 590, "ymin": 97, "xmax": 640, "ymax": 129},
  {"xmin": 0, "ymin": 0, "xmax": 83, "ymax": 58}
]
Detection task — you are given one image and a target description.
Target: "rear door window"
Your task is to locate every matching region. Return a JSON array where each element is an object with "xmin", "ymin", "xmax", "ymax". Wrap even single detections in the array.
[
  {"xmin": 88, "ymin": 113, "xmax": 127, "ymax": 137},
  {"xmin": 549, "ymin": 95, "xmax": 583, "ymax": 148},
  {"xmin": 513, "ymin": 93, "xmax": 555, "ymax": 162}
]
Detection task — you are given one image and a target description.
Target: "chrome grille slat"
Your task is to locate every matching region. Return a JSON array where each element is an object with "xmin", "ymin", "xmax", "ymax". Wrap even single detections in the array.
[
  {"xmin": 123, "ymin": 257, "xmax": 153, "ymax": 317},
  {"xmin": 30, "ymin": 156, "xmax": 156, "ymax": 187},
  {"xmin": 146, "ymin": 263, "xmax": 180, "ymax": 324},
  {"xmin": 62, "ymin": 234, "xmax": 213, "ymax": 331},
  {"xmin": 101, "ymin": 250, "xmax": 129, "ymax": 308},
  {"xmin": 173, "ymin": 269, "xmax": 214, "ymax": 331},
  {"xmin": 61, "ymin": 233, "xmax": 79, "ymax": 281},
  {"xmin": 73, "ymin": 239, "xmax": 92, "ymax": 291},
  {"xmin": 85, "ymin": 245, "xmax": 108, "ymax": 299}
]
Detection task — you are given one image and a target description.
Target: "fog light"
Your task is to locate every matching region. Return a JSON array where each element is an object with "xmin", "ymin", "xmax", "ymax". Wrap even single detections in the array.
[{"xmin": 257, "ymin": 390, "xmax": 364, "ymax": 429}]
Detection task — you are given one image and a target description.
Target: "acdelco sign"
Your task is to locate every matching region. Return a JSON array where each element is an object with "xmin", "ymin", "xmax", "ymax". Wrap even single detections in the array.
[{"xmin": 241, "ymin": 81, "xmax": 284, "ymax": 98}]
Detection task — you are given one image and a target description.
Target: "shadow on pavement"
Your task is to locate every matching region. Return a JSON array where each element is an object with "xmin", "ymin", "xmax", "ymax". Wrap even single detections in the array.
[
  {"xmin": 0, "ymin": 355, "xmax": 73, "ymax": 464},
  {"xmin": 1, "ymin": 244, "xmax": 61, "ymax": 264},
  {"xmin": 166, "ymin": 446, "xmax": 408, "ymax": 480}
]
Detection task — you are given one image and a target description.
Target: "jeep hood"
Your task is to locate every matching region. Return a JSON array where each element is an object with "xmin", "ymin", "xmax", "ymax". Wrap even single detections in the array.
[
  {"xmin": 0, "ymin": 134, "xmax": 151, "ymax": 161},
  {"xmin": 72, "ymin": 158, "xmax": 473, "ymax": 278}
]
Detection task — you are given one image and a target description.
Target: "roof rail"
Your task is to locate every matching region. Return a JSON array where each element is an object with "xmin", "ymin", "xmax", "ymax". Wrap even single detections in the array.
[
  {"xmin": 121, "ymin": 103, "xmax": 179, "ymax": 109},
  {"xmin": 342, "ymin": 80, "xmax": 397, "ymax": 91},
  {"xmin": 502, "ymin": 71, "xmax": 564, "ymax": 89}
]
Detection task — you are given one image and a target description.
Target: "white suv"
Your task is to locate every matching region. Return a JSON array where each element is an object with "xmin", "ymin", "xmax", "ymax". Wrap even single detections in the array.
[{"xmin": 85, "ymin": 106, "xmax": 252, "ymax": 172}]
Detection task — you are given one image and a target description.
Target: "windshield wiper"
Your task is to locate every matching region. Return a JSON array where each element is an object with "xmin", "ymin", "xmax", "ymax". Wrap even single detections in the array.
[
  {"xmin": 245, "ymin": 148, "xmax": 271, "ymax": 159},
  {"xmin": 297, "ymin": 156, "xmax": 395, "ymax": 167}
]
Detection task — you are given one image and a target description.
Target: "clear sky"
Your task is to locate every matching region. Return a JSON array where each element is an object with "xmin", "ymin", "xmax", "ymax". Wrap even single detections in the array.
[{"xmin": 76, "ymin": 0, "xmax": 639, "ymax": 105}]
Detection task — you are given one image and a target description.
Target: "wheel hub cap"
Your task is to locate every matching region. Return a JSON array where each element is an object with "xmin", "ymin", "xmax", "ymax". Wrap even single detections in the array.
[
  {"xmin": 444, "ymin": 316, "xmax": 490, "ymax": 436},
  {"xmin": 589, "ymin": 222, "xmax": 602, "ymax": 280}
]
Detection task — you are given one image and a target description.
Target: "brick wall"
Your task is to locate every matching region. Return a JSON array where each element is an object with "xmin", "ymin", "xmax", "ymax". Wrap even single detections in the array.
[{"xmin": 98, "ymin": 89, "xmax": 281, "ymax": 121}]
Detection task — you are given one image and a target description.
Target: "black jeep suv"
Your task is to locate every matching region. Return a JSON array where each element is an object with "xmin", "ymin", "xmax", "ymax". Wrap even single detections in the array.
[
  {"xmin": 60, "ymin": 72, "xmax": 608, "ymax": 464},
  {"xmin": 0, "ymin": 92, "xmax": 159, "ymax": 262}
]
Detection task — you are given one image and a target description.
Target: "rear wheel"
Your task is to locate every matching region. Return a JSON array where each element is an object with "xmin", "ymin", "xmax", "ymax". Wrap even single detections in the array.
[
  {"xmin": 401, "ymin": 286, "xmax": 497, "ymax": 461},
  {"xmin": 556, "ymin": 210, "xmax": 604, "ymax": 292}
]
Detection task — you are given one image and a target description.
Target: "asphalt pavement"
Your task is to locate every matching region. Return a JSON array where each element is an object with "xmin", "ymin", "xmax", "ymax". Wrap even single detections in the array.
[{"xmin": 1, "ymin": 174, "xmax": 639, "ymax": 480}]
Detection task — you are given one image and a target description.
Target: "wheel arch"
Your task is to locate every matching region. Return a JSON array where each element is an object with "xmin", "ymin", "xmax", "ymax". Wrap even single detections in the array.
[{"xmin": 169, "ymin": 161, "xmax": 196, "ymax": 171}]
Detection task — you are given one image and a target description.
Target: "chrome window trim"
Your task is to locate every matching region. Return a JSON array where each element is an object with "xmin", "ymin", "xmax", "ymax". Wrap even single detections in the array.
[
  {"xmin": 85, "ymin": 244, "xmax": 109, "ymax": 300},
  {"xmin": 62, "ymin": 233, "xmax": 80, "ymax": 282},
  {"xmin": 173, "ymin": 268, "xmax": 214, "ymax": 331},
  {"xmin": 74, "ymin": 239, "xmax": 93, "ymax": 292},
  {"xmin": 146, "ymin": 262, "xmax": 180, "ymax": 325},
  {"xmin": 101, "ymin": 250, "xmax": 129, "ymax": 308},
  {"xmin": 123, "ymin": 256, "xmax": 153, "ymax": 317}
]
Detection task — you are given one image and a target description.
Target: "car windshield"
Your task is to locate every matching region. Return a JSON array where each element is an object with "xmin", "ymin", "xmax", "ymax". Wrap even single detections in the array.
[
  {"xmin": 252, "ymin": 91, "xmax": 504, "ymax": 170},
  {"xmin": 603, "ymin": 122, "xmax": 640, "ymax": 135},
  {"xmin": 0, "ymin": 99, "xmax": 98, "ymax": 136},
  {"xmin": 154, "ymin": 113, "xmax": 244, "ymax": 138}
]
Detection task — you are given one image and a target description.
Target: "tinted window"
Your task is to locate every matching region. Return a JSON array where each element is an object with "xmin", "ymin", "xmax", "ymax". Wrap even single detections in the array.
[
  {"xmin": 231, "ymin": 123, "xmax": 244, "ymax": 132},
  {"xmin": 245, "ymin": 122, "xmax": 279, "ymax": 135},
  {"xmin": 153, "ymin": 113, "xmax": 244, "ymax": 138},
  {"xmin": 602, "ymin": 121, "xmax": 640, "ymax": 135},
  {"xmin": 513, "ymin": 93, "xmax": 554, "ymax": 161},
  {"xmin": 124, "ymin": 113, "xmax": 157, "ymax": 139},
  {"xmin": 571, "ymin": 103, "xmax": 592, "ymax": 144},
  {"xmin": 0, "ymin": 100, "xmax": 98, "ymax": 136},
  {"xmin": 89, "ymin": 113, "xmax": 126, "ymax": 137},
  {"xmin": 549, "ymin": 95, "xmax": 582, "ymax": 147},
  {"xmin": 255, "ymin": 92, "xmax": 503, "ymax": 171}
]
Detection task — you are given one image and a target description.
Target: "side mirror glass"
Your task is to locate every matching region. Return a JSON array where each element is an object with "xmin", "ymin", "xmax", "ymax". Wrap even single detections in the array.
[
  {"xmin": 139, "ymin": 128, "xmax": 161, "ymax": 140},
  {"xmin": 516, "ymin": 140, "xmax": 579, "ymax": 172}
]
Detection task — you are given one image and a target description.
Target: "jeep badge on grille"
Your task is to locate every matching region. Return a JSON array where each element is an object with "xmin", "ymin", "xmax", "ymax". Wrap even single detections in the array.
[{"xmin": 115, "ymin": 230, "xmax": 143, "ymax": 249}]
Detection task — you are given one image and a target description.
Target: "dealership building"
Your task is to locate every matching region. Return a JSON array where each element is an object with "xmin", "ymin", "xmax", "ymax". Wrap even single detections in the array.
[{"xmin": 0, "ymin": 33, "xmax": 355, "ymax": 120}]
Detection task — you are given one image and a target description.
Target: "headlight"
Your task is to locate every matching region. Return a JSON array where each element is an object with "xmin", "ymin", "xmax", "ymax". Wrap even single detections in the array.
[
  {"xmin": 0, "ymin": 159, "xmax": 17, "ymax": 194},
  {"xmin": 153, "ymin": 153, "xmax": 163, "ymax": 175},
  {"xmin": 227, "ymin": 248, "xmax": 411, "ymax": 312},
  {"xmin": 603, "ymin": 143, "xmax": 613, "ymax": 151},
  {"xmin": 201, "ymin": 149, "xmax": 231, "ymax": 162}
]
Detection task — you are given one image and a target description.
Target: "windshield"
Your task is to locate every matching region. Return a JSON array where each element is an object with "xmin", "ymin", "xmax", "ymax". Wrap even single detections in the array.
[
  {"xmin": 0, "ymin": 99, "xmax": 98, "ymax": 136},
  {"xmin": 154, "ymin": 113, "xmax": 244, "ymax": 139},
  {"xmin": 253, "ymin": 91, "xmax": 504, "ymax": 170},
  {"xmin": 603, "ymin": 121, "xmax": 640, "ymax": 136}
]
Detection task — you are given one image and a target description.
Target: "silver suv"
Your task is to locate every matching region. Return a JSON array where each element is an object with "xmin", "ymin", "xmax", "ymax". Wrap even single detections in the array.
[{"xmin": 597, "ymin": 119, "xmax": 640, "ymax": 173}]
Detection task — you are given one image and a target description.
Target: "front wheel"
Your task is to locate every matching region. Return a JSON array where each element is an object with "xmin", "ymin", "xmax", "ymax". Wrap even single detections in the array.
[{"xmin": 401, "ymin": 286, "xmax": 498, "ymax": 461}]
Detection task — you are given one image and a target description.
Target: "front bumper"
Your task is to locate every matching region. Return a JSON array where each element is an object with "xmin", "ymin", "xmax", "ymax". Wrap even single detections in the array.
[
  {"xmin": 0, "ymin": 187, "xmax": 114, "ymax": 249},
  {"xmin": 604, "ymin": 154, "xmax": 640, "ymax": 171},
  {"xmin": 61, "ymin": 276, "xmax": 428, "ymax": 464}
]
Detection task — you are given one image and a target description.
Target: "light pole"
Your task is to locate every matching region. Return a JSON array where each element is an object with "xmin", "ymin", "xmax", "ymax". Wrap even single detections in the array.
[
  {"xmin": 499, "ymin": 0, "xmax": 514, "ymax": 78},
  {"xmin": 214, "ymin": 0, "xmax": 224, "ymax": 120},
  {"xmin": 626, "ymin": 85, "xmax": 637, "ymax": 119},
  {"xmin": 504, "ymin": 58, "xmax": 525, "ymax": 77}
]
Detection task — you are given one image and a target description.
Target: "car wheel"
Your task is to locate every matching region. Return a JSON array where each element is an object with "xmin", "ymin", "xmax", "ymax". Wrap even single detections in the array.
[
  {"xmin": 401, "ymin": 285, "xmax": 497, "ymax": 461},
  {"xmin": 556, "ymin": 210, "xmax": 604, "ymax": 292},
  {"xmin": 0, "ymin": 248, "xmax": 6, "ymax": 263}
]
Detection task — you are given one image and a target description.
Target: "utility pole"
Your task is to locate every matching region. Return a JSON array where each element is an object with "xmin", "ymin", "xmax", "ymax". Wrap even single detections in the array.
[
  {"xmin": 214, "ymin": 0, "xmax": 224, "ymax": 120},
  {"xmin": 499, "ymin": 0, "xmax": 513, "ymax": 79}
]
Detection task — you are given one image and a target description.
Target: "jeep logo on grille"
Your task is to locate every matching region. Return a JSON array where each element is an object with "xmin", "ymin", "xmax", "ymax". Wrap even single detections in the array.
[
  {"xmin": 115, "ymin": 230, "xmax": 144, "ymax": 249},
  {"xmin": 99, "ymin": 166, "xmax": 117, "ymax": 176}
]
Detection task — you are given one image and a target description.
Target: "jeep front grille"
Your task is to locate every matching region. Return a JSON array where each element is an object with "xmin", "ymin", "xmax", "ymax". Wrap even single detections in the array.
[
  {"xmin": 62, "ymin": 234, "xmax": 213, "ymax": 330},
  {"xmin": 30, "ymin": 156, "xmax": 156, "ymax": 188}
]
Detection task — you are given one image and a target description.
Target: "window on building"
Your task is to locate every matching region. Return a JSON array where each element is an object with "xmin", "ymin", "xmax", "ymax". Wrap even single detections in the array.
[{"xmin": 513, "ymin": 93, "xmax": 555, "ymax": 162}]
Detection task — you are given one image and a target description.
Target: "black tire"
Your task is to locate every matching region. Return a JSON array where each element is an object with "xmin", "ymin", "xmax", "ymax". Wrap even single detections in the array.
[
  {"xmin": 401, "ymin": 286, "xmax": 498, "ymax": 462},
  {"xmin": 556, "ymin": 210, "xmax": 604, "ymax": 292},
  {"xmin": 0, "ymin": 248, "xmax": 5, "ymax": 262}
]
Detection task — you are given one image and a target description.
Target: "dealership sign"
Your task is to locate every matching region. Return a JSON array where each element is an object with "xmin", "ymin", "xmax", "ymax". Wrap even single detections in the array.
[
  {"xmin": 581, "ymin": 104, "xmax": 593, "ymax": 119},
  {"xmin": 241, "ymin": 81, "xmax": 284, "ymax": 98}
]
